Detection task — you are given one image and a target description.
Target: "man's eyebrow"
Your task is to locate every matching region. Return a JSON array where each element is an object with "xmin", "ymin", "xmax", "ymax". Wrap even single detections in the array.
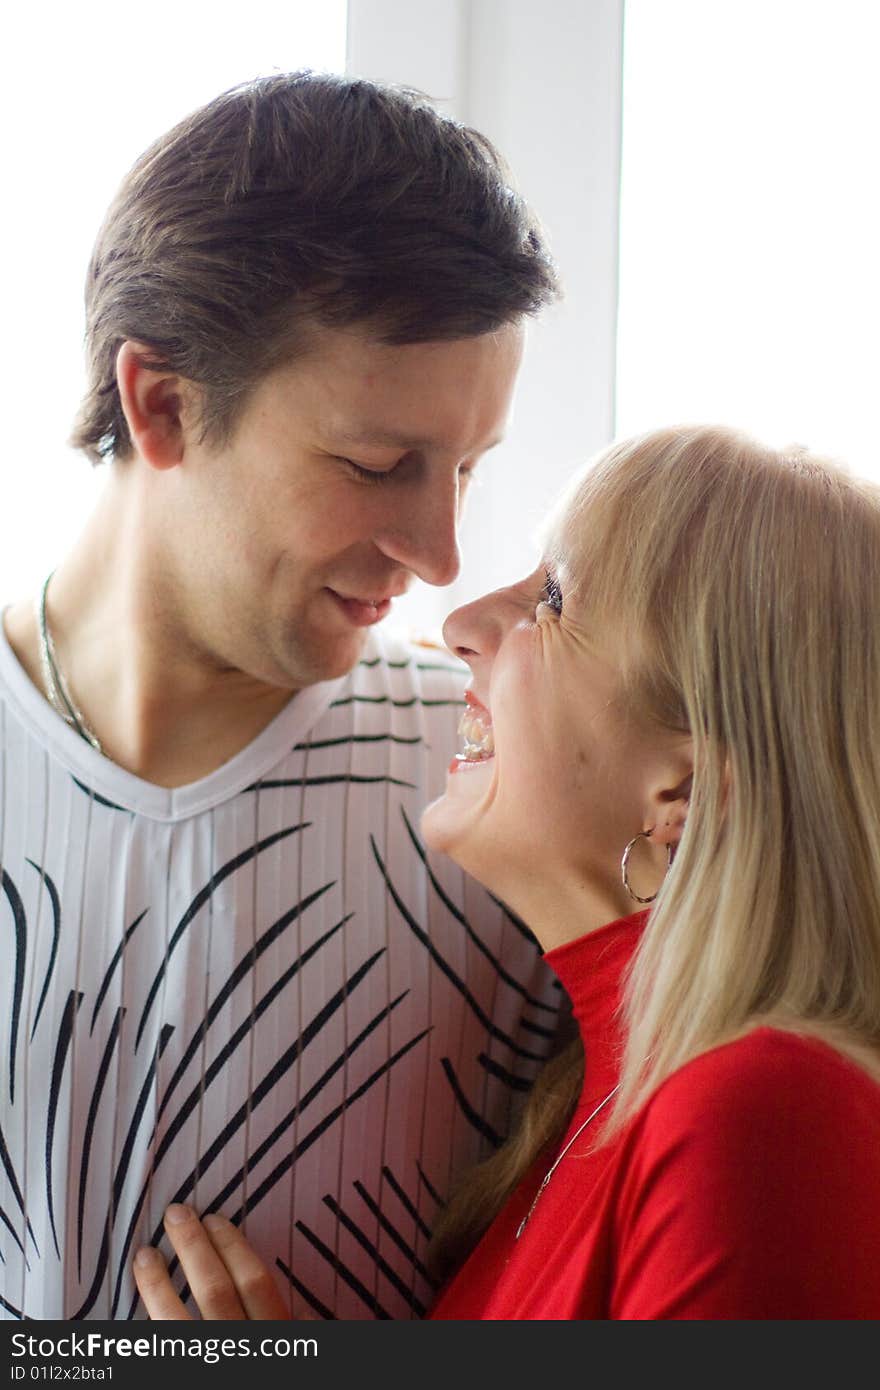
[{"xmin": 332, "ymin": 428, "xmax": 505, "ymax": 453}]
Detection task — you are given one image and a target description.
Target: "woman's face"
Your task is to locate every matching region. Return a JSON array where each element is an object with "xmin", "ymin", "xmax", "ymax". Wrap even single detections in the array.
[{"xmin": 421, "ymin": 516, "xmax": 681, "ymax": 930}]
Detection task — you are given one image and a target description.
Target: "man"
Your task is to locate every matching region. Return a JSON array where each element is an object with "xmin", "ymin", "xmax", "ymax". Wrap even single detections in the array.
[{"xmin": 0, "ymin": 72, "xmax": 560, "ymax": 1320}]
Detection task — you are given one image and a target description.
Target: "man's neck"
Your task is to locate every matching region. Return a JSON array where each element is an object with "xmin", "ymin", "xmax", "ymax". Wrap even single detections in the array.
[{"xmin": 3, "ymin": 472, "xmax": 297, "ymax": 788}]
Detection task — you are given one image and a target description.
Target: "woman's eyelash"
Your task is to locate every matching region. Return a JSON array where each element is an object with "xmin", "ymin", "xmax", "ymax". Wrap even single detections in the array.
[{"xmin": 541, "ymin": 567, "xmax": 563, "ymax": 613}]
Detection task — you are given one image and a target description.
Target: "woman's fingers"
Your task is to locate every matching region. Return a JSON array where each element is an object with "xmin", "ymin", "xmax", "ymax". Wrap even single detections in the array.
[
  {"xmin": 155, "ymin": 1205, "xmax": 250, "ymax": 1320},
  {"xmin": 200, "ymin": 1213, "xmax": 290, "ymax": 1319},
  {"xmin": 133, "ymin": 1244, "xmax": 194, "ymax": 1321},
  {"xmin": 134, "ymin": 1205, "xmax": 291, "ymax": 1321}
]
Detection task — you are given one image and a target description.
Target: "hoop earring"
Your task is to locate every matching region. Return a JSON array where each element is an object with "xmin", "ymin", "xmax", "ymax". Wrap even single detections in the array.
[{"xmin": 620, "ymin": 829, "xmax": 673, "ymax": 904}]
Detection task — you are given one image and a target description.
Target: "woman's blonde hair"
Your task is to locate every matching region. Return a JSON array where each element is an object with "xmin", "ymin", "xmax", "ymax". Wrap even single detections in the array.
[{"xmin": 430, "ymin": 424, "xmax": 880, "ymax": 1279}]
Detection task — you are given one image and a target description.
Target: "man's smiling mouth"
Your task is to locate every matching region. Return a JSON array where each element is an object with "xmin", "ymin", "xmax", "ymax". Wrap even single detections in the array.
[{"xmin": 326, "ymin": 589, "xmax": 394, "ymax": 626}]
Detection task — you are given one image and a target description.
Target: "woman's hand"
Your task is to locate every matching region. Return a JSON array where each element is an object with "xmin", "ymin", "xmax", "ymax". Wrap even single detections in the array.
[{"xmin": 134, "ymin": 1205, "xmax": 292, "ymax": 1320}]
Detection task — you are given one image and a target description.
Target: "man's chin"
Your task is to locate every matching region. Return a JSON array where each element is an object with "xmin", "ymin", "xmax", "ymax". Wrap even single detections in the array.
[{"xmin": 297, "ymin": 628, "xmax": 369, "ymax": 685}]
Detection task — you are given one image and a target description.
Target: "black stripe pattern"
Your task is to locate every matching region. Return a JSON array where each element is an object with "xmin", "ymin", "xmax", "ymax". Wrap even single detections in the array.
[{"xmin": 0, "ymin": 632, "xmax": 558, "ymax": 1321}]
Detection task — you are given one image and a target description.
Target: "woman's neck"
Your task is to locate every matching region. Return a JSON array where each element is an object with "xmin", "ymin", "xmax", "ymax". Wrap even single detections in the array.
[{"xmin": 497, "ymin": 874, "xmax": 636, "ymax": 953}]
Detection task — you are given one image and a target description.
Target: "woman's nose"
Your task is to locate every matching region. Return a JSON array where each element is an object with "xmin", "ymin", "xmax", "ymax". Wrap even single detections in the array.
[
  {"xmin": 442, "ymin": 600, "xmax": 481, "ymax": 663},
  {"xmin": 443, "ymin": 586, "xmax": 517, "ymax": 664}
]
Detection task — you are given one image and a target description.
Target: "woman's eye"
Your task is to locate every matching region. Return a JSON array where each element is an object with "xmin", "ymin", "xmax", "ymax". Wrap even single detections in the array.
[{"xmin": 539, "ymin": 566, "xmax": 563, "ymax": 615}]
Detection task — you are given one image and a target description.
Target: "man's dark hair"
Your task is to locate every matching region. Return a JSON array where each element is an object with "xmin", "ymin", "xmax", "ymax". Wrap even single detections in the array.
[{"xmin": 71, "ymin": 70, "xmax": 559, "ymax": 463}]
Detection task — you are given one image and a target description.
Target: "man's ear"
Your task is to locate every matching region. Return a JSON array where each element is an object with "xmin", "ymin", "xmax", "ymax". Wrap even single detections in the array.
[{"xmin": 116, "ymin": 341, "xmax": 195, "ymax": 470}]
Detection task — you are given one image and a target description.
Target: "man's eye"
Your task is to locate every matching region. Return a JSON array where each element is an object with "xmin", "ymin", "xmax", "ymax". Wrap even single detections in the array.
[
  {"xmin": 339, "ymin": 457, "xmax": 396, "ymax": 485},
  {"xmin": 540, "ymin": 567, "xmax": 563, "ymax": 614}
]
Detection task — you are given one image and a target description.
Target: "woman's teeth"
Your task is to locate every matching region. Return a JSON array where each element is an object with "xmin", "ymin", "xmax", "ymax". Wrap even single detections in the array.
[{"xmin": 457, "ymin": 706, "xmax": 495, "ymax": 762}]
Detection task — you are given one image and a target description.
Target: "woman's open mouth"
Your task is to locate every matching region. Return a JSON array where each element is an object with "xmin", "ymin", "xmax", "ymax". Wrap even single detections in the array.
[{"xmin": 449, "ymin": 690, "xmax": 495, "ymax": 773}]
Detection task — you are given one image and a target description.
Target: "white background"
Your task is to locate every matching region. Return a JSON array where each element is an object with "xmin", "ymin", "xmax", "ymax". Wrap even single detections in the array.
[
  {"xmin": 616, "ymin": 0, "xmax": 880, "ymax": 479},
  {"xmin": 2, "ymin": 0, "xmax": 878, "ymax": 639}
]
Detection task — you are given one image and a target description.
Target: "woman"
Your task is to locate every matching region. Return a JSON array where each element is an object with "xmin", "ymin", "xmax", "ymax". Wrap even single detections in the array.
[{"xmin": 133, "ymin": 425, "xmax": 880, "ymax": 1319}]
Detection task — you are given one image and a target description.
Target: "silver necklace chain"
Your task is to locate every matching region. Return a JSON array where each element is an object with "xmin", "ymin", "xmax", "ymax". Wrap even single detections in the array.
[
  {"xmin": 514, "ymin": 1082, "xmax": 620, "ymax": 1240},
  {"xmin": 37, "ymin": 572, "xmax": 104, "ymax": 755}
]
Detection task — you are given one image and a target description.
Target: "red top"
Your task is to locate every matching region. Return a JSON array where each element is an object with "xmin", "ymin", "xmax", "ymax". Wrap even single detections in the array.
[{"xmin": 429, "ymin": 911, "xmax": 880, "ymax": 1320}]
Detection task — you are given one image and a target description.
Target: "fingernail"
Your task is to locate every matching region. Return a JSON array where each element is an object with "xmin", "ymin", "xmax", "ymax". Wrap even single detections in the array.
[
  {"xmin": 134, "ymin": 1246, "xmax": 161, "ymax": 1268},
  {"xmin": 202, "ymin": 1213, "xmax": 229, "ymax": 1233},
  {"xmin": 165, "ymin": 1203, "xmax": 192, "ymax": 1226}
]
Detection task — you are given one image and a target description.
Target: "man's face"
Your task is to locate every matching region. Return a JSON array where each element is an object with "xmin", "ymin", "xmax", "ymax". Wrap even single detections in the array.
[{"xmin": 166, "ymin": 322, "xmax": 524, "ymax": 690}]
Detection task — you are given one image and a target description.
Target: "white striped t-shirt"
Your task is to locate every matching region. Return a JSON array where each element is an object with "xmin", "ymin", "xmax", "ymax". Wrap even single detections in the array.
[{"xmin": 0, "ymin": 619, "xmax": 559, "ymax": 1320}]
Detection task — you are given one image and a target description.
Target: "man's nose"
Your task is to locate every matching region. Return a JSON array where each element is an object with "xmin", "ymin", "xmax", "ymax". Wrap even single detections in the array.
[{"xmin": 375, "ymin": 473, "xmax": 463, "ymax": 587}]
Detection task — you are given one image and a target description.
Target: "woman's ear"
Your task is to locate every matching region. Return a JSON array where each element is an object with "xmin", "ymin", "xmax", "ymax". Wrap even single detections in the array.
[
  {"xmin": 116, "ymin": 341, "xmax": 194, "ymax": 470},
  {"xmin": 647, "ymin": 761, "xmax": 693, "ymax": 849}
]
